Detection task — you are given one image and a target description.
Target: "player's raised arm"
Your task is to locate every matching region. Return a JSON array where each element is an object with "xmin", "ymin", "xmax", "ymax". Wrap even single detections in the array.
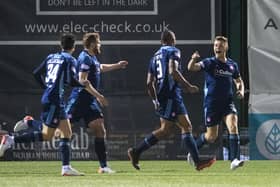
[
  {"xmin": 169, "ymin": 59, "xmax": 199, "ymax": 94},
  {"xmin": 188, "ymin": 51, "xmax": 202, "ymax": 72},
  {"xmin": 100, "ymin": 60, "xmax": 128, "ymax": 72}
]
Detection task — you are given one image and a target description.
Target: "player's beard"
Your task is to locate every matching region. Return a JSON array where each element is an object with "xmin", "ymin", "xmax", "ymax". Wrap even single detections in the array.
[{"xmin": 94, "ymin": 47, "xmax": 101, "ymax": 54}]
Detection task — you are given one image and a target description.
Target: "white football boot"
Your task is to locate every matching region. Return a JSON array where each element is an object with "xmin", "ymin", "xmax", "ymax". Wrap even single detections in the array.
[
  {"xmin": 62, "ymin": 166, "xmax": 85, "ymax": 176},
  {"xmin": 97, "ymin": 167, "xmax": 116, "ymax": 174},
  {"xmin": 230, "ymin": 158, "xmax": 244, "ymax": 170}
]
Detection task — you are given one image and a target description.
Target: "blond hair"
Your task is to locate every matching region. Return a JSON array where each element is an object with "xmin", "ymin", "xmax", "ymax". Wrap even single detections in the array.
[{"xmin": 215, "ymin": 36, "xmax": 228, "ymax": 43}]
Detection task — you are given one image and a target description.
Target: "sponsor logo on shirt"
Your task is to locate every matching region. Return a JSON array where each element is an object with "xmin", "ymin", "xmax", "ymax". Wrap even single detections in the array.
[{"xmin": 214, "ymin": 69, "xmax": 233, "ymax": 77}]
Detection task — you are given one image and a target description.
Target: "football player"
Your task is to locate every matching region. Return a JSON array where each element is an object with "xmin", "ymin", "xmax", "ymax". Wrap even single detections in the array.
[
  {"xmin": 66, "ymin": 32, "xmax": 128, "ymax": 173},
  {"xmin": 0, "ymin": 33, "xmax": 91, "ymax": 176},
  {"xmin": 128, "ymin": 30, "xmax": 216, "ymax": 171},
  {"xmin": 187, "ymin": 36, "xmax": 245, "ymax": 170}
]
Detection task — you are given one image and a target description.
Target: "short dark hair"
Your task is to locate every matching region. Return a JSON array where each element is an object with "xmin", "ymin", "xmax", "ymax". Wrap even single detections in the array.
[
  {"xmin": 161, "ymin": 29, "xmax": 175, "ymax": 45},
  {"xmin": 60, "ymin": 33, "xmax": 75, "ymax": 50},
  {"xmin": 83, "ymin": 32, "xmax": 100, "ymax": 49}
]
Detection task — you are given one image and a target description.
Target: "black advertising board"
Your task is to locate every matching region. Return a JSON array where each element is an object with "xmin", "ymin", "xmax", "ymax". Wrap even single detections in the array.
[{"xmin": 0, "ymin": 0, "xmax": 221, "ymax": 160}]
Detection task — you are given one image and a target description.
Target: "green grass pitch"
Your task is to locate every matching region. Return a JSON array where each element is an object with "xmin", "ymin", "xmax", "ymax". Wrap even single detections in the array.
[{"xmin": 0, "ymin": 160, "xmax": 279, "ymax": 187}]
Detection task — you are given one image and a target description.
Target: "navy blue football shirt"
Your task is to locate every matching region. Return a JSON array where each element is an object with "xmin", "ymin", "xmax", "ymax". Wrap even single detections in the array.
[
  {"xmin": 33, "ymin": 51, "xmax": 81, "ymax": 104},
  {"xmin": 148, "ymin": 45, "xmax": 183, "ymax": 101},
  {"xmin": 199, "ymin": 57, "xmax": 240, "ymax": 105}
]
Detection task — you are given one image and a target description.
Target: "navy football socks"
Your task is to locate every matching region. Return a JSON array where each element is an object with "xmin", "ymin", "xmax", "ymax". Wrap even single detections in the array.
[
  {"xmin": 60, "ymin": 138, "xmax": 71, "ymax": 166},
  {"xmin": 229, "ymin": 134, "xmax": 240, "ymax": 161},
  {"xmin": 182, "ymin": 133, "xmax": 200, "ymax": 163},
  {"xmin": 135, "ymin": 133, "xmax": 158, "ymax": 155},
  {"xmin": 196, "ymin": 133, "xmax": 206, "ymax": 149},
  {"xmin": 95, "ymin": 137, "xmax": 107, "ymax": 168},
  {"xmin": 14, "ymin": 131, "xmax": 43, "ymax": 143}
]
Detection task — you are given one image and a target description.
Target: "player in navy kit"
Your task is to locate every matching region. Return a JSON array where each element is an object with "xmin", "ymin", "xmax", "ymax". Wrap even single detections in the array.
[
  {"xmin": 187, "ymin": 36, "xmax": 245, "ymax": 170},
  {"xmin": 66, "ymin": 32, "xmax": 128, "ymax": 174},
  {"xmin": 128, "ymin": 30, "xmax": 216, "ymax": 171},
  {"xmin": 0, "ymin": 33, "xmax": 87, "ymax": 176}
]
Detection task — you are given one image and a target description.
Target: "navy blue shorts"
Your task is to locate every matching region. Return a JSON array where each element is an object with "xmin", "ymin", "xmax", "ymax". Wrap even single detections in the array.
[
  {"xmin": 66, "ymin": 97, "xmax": 103, "ymax": 127},
  {"xmin": 204, "ymin": 102, "xmax": 237, "ymax": 127},
  {"xmin": 41, "ymin": 103, "xmax": 68, "ymax": 128},
  {"xmin": 157, "ymin": 99, "xmax": 188, "ymax": 122}
]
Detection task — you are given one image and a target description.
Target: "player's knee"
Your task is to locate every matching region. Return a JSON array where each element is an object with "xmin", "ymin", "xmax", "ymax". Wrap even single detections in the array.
[
  {"xmin": 228, "ymin": 125, "xmax": 238, "ymax": 134},
  {"xmin": 158, "ymin": 126, "xmax": 171, "ymax": 137},
  {"xmin": 180, "ymin": 125, "xmax": 192, "ymax": 133},
  {"xmin": 58, "ymin": 127, "xmax": 72, "ymax": 138},
  {"xmin": 95, "ymin": 128, "xmax": 106, "ymax": 137},
  {"xmin": 153, "ymin": 127, "xmax": 168, "ymax": 138},
  {"xmin": 161, "ymin": 131, "xmax": 169, "ymax": 138},
  {"xmin": 206, "ymin": 136, "xmax": 217, "ymax": 143},
  {"xmin": 61, "ymin": 131, "xmax": 72, "ymax": 139},
  {"xmin": 89, "ymin": 123, "xmax": 106, "ymax": 137},
  {"xmin": 205, "ymin": 133, "xmax": 217, "ymax": 143},
  {"xmin": 43, "ymin": 132, "xmax": 54, "ymax": 141}
]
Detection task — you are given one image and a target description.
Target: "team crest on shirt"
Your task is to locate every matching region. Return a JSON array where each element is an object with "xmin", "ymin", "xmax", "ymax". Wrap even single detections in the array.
[
  {"xmin": 172, "ymin": 112, "xmax": 176, "ymax": 117},
  {"xmin": 53, "ymin": 118, "xmax": 58, "ymax": 124},
  {"xmin": 206, "ymin": 117, "xmax": 211, "ymax": 123},
  {"xmin": 68, "ymin": 114, "xmax": 72, "ymax": 119},
  {"xmin": 229, "ymin": 65, "xmax": 234, "ymax": 71}
]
